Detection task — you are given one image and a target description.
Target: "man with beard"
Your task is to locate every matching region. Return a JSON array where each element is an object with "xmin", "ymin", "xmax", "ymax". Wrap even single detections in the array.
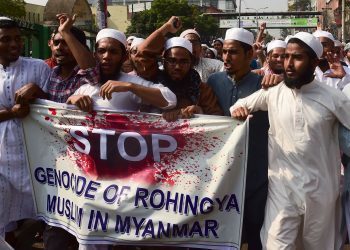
[
  {"xmin": 313, "ymin": 30, "xmax": 350, "ymax": 90},
  {"xmin": 230, "ymin": 32, "xmax": 350, "ymax": 249},
  {"xmin": 207, "ymin": 27, "xmax": 269, "ymax": 250},
  {"xmin": 0, "ymin": 17, "xmax": 50, "ymax": 244}
]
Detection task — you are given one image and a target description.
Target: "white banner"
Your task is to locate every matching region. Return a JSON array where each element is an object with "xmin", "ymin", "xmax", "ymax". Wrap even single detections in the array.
[{"xmin": 23, "ymin": 100, "xmax": 248, "ymax": 249}]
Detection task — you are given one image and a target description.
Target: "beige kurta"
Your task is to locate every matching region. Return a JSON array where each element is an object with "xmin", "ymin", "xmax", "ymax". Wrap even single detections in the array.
[{"xmin": 231, "ymin": 80, "xmax": 350, "ymax": 249}]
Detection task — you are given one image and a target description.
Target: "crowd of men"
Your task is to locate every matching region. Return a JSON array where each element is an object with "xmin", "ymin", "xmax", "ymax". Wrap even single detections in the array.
[{"xmin": 1, "ymin": 12, "xmax": 350, "ymax": 250}]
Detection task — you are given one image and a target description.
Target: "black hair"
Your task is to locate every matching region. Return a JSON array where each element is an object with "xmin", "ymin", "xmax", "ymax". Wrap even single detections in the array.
[
  {"xmin": 52, "ymin": 26, "xmax": 87, "ymax": 46},
  {"xmin": 0, "ymin": 18, "xmax": 19, "ymax": 29},
  {"xmin": 287, "ymin": 38, "xmax": 318, "ymax": 60},
  {"xmin": 237, "ymin": 41, "xmax": 253, "ymax": 54}
]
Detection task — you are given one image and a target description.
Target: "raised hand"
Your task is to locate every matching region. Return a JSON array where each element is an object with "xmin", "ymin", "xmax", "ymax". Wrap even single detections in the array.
[
  {"xmin": 324, "ymin": 51, "xmax": 346, "ymax": 78},
  {"xmin": 56, "ymin": 13, "xmax": 76, "ymax": 34}
]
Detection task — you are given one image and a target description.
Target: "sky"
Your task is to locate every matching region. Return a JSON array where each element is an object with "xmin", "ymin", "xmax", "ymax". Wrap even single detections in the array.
[{"xmin": 25, "ymin": 0, "xmax": 288, "ymax": 11}]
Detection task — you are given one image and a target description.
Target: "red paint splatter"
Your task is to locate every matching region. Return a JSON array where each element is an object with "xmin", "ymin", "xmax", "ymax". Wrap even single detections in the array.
[{"xmin": 48, "ymin": 108, "xmax": 57, "ymax": 115}]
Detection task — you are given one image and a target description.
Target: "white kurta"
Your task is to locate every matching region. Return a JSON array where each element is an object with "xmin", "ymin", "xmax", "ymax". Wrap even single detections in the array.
[
  {"xmin": 194, "ymin": 57, "xmax": 224, "ymax": 83},
  {"xmin": 230, "ymin": 80, "xmax": 350, "ymax": 249},
  {"xmin": 74, "ymin": 72, "xmax": 177, "ymax": 111},
  {"xmin": 0, "ymin": 57, "xmax": 50, "ymax": 235},
  {"xmin": 315, "ymin": 66, "xmax": 350, "ymax": 90}
]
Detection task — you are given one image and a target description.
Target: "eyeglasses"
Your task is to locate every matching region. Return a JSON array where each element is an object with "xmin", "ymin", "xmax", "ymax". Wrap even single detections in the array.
[
  {"xmin": 163, "ymin": 58, "xmax": 191, "ymax": 66},
  {"xmin": 52, "ymin": 39, "xmax": 67, "ymax": 47}
]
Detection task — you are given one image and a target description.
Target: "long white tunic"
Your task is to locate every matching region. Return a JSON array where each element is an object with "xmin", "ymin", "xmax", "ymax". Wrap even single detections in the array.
[
  {"xmin": 231, "ymin": 80, "xmax": 350, "ymax": 249},
  {"xmin": 315, "ymin": 66, "xmax": 350, "ymax": 90},
  {"xmin": 74, "ymin": 72, "xmax": 177, "ymax": 111},
  {"xmin": 0, "ymin": 57, "xmax": 50, "ymax": 234}
]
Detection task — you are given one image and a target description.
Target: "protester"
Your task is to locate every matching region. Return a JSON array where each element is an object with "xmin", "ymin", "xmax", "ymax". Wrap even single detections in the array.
[
  {"xmin": 45, "ymin": 30, "xmax": 57, "ymax": 68},
  {"xmin": 67, "ymin": 28, "xmax": 176, "ymax": 114},
  {"xmin": 313, "ymin": 30, "xmax": 350, "ymax": 90},
  {"xmin": 205, "ymin": 47, "xmax": 217, "ymax": 59},
  {"xmin": 213, "ymin": 38, "xmax": 223, "ymax": 60},
  {"xmin": 133, "ymin": 17, "xmax": 222, "ymax": 120},
  {"xmin": 179, "ymin": 29, "xmax": 223, "ymax": 82},
  {"xmin": 201, "ymin": 43, "xmax": 209, "ymax": 57},
  {"xmin": 0, "ymin": 17, "xmax": 50, "ymax": 244},
  {"xmin": 47, "ymin": 13, "xmax": 97, "ymax": 103},
  {"xmin": 230, "ymin": 31, "xmax": 350, "ymax": 249},
  {"xmin": 207, "ymin": 27, "xmax": 269, "ymax": 250},
  {"xmin": 260, "ymin": 40, "xmax": 286, "ymax": 75},
  {"xmin": 44, "ymin": 13, "xmax": 98, "ymax": 250}
]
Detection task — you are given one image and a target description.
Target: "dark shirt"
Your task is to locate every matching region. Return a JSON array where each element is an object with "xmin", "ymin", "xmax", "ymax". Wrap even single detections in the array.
[{"xmin": 207, "ymin": 71, "xmax": 269, "ymax": 198}]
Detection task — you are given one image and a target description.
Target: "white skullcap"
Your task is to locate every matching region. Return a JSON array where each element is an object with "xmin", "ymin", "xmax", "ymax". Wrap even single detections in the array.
[
  {"xmin": 201, "ymin": 44, "xmax": 209, "ymax": 49},
  {"xmin": 267, "ymin": 40, "xmax": 287, "ymax": 53},
  {"xmin": 164, "ymin": 37, "xmax": 192, "ymax": 54},
  {"xmin": 313, "ymin": 30, "xmax": 335, "ymax": 42},
  {"xmin": 284, "ymin": 35, "xmax": 293, "ymax": 43},
  {"xmin": 208, "ymin": 48, "xmax": 218, "ymax": 57},
  {"xmin": 96, "ymin": 28, "xmax": 127, "ymax": 49},
  {"xmin": 224, "ymin": 28, "xmax": 254, "ymax": 46},
  {"xmin": 214, "ymin": 38, "xmax": 224, "ymax": 44},
  {"xmin": 0, "ymin": 17, "xmax": 12, "ymax": 21},
  {"xmin": 289, "ymin": 32, "xmax": 323, "ymax": 59},
  {"xmin": 334, "ymin": 40, "xmax": 342, "ymax": 47},
  {"xmin": 180, "ymin": 29, "xmax": 200, "ymax": 39},
  {"xmin": 127, "ymin": 35, "xmax": 136, "ymax": 41},
  {"xmin": 130, "ymin": 38, "xmax": 145, "ymax": 50}
]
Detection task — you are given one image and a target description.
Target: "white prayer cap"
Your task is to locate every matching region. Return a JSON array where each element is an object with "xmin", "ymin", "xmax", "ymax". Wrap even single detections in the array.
[
  {"xmin": 224, "ymin": 28, "xmax": 254, "ymax": 46},
  {"xmin": 284, "ymin": 35, "xmax": 293, "ymax": 43},
  {"xmin": 289, "ymin": 32, "xmax": 323, "ymax": 59},
  {"xmin": 96, "ymin": 28, "xmax": 127, "ymax": 49},
  {"xmin": 201, "ymin": 44, "xmax": 209, "ymax": 49},
  {"xmin": 334, "ymin": 39, "xmax": 342, "ymax": 47},
  {"xmin": 208, "ymin": 48, "xmax": 218, "ymax": 57},
  {"xmin": 312, "ymin": 30, "xmax": 335, "ymax": 42},
  {"xmin": 0, "ymin": 17, "xmax": 12, "ymax": 21},
  {"xmin": 267, "ymin": 40, "xmax": 287, "ymax": 53},
  {"xmin": 164, "ymin": 37, "xmax": 192, "ymax": 54},
  {"xmin": 214, "ymin": 38, "xmax": 224, "ymax": 44},
  {"xmin": 127, "ymin": 35, "xmax": 136, "ymax": 41},
  {"xmin": 180, "ymin": 29, "xmax": 200, "ymax": 39},
  {"xmin": 130, "ymin": 38, "xmax": 145, "ymax": 50}
]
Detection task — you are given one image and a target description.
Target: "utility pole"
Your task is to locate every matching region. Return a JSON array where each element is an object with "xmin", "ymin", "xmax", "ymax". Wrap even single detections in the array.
[
  {"xmin": 246, "ymin": 7, "xmax": 268, "ymax": 30},
  {"xmin": 342, "ymin": 0, "xmax": 345, "ymax": 42},
  {"xmin": 238, "ymin": 0, "xmax": 242, "ymax": 28}
]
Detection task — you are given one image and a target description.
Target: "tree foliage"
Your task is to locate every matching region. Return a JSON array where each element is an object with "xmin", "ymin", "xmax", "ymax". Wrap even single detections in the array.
[
  {"xmin": 288, "ymin": 0, "xmax": 312, "ymax": 11},
  {"xmin": 126, "ymin": 0, "xmax": 219, "ymax": 42},
  {"xmin": 0, "ymin": 0, "xmax": 26, "ymax": 18}
]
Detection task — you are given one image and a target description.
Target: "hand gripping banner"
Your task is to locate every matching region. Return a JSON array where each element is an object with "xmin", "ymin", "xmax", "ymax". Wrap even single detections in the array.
[{"xmin": 23, "ymin": 100, "xmax": 249, "ymax": 249}]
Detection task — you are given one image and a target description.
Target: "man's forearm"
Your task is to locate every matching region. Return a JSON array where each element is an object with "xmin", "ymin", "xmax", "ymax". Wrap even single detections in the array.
[
  {"xmin": 130, "ymin": 84, "xmax": 168, "ymax": 108},
  {"xmin": 0, "ymin": 108, "xmax": 15, "ymax": 122}
]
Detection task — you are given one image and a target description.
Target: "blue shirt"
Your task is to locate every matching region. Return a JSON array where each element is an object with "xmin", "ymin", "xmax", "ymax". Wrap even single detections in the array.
[{"xmin": 207, "ymin": 71, "xmax": 269, "ymax": 197}]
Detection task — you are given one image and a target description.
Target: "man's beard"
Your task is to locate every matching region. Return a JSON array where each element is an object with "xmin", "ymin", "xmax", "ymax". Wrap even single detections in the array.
[{"xmin": 284, "ymin": 67, "xmax": 315, "ymax": 89}]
